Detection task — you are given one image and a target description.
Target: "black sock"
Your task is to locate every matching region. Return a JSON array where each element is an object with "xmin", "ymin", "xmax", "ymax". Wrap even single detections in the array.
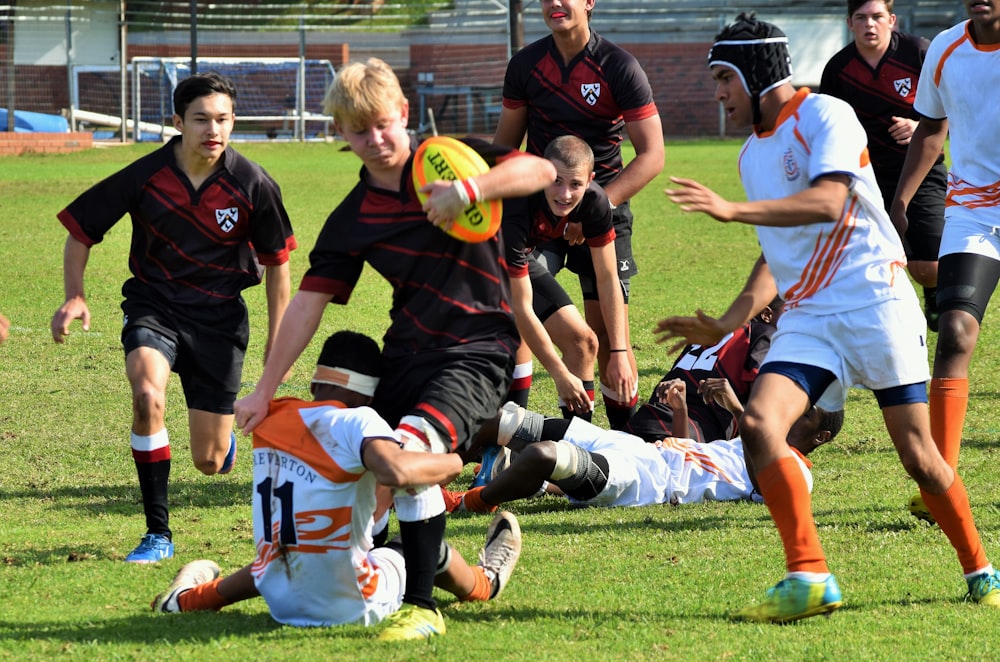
[
  {"xmin": 399, "ymin": 513, "xmax": 447, "ymax": 610},
  {"xmin": 135, "ymin": 458, "xmax": 171, "ymax": 538}
]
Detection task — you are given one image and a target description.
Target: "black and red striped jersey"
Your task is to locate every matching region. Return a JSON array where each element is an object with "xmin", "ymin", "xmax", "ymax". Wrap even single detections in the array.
[
  {"xmin": 502, "ymin": 180, "xmax": 615, "ymax": 278},
  {"xmin": 502, "ymin": 32, "xmax": 659, "ymax": 187},
  {"xmin": 820, "ymin": 30, "xmax": 944, "ymax": 190},
  {"xmin": 300, "ymin": 137, "xmax": 520, "ymax": 359},
  {"xmin": 625, "ymin": 319, "xmax": 775, "ymax": 444},
  {"xmin": 58, "ymin": 136, "xmax": 296, "ymax": 307}
]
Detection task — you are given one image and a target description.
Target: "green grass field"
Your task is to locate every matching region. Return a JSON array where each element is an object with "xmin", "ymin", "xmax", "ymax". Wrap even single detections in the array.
[{"xmin": 2, "ymin": 140, "xmax": 1000, "ymax": 661}]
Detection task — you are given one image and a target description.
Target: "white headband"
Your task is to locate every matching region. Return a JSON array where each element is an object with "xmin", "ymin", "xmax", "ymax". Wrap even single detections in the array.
[{"xmin": 312, "ymin": 365, "xmax": 380, "ymax": 397}]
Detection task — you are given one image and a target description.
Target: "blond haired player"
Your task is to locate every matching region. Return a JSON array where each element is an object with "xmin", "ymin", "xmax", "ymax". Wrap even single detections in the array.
[
  {"xmin": 152, "ymin": 331, "xmax": 522, "ymax": 629},
  {"xmin": 890, "ymin": 1, "xmax": 1000, "ymax": 524},
  {"xmin": 659, "ymin": 12, "xmax": 1000, "ymax": 623},
  {"xmin": 234, "ymin": 58, "xmax": 555, "ymax": 640}
]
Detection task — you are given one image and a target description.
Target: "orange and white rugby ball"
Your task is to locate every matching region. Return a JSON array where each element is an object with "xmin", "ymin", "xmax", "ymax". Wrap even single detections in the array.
[{"xmin": 412, "ymin": 136, "xmax": 502, "ymax": 243}]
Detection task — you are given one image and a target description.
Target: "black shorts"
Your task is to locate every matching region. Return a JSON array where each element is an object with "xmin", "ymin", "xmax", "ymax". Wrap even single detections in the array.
[
  {"xmin": 881, "ymin": 162, "xmax": 945, "ymax": 262},
  {"xmin": 532, "ymin": 201, "xmax": 637, "ymax": 304},
  {"xmin": 373, "ymin": 348, "xmax": 514, "ymax": 453},
  {"xmin": 528, "ymin": 256, "xmax": 574, "ymax": 323},
  {"xmin": 120, "ymin": 279, "xmax": 248, "ymax": 414}
]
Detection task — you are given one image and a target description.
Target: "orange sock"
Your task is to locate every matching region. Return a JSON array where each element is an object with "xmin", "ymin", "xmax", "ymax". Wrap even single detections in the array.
[
  {"xmin": 757, "ymin": 455, "xmax": 828, "ymax": 574},
  {"xmin": 459, "ymin": 566, "xmax": 494, "ymax": 602},
  {"xmin": 462, "ymin": 487, "xmax": 497, "ymax": 513},
  {"xmin": 177, "ymin": 577, "xmax": 228, "ymax": 612},
  {"xmin": 920, "ymin": 472, "xmax": 989, "ymax": 575},
  {"xmin": 929, "ymin": 377, "xmax": 968, "ymax": 469}
]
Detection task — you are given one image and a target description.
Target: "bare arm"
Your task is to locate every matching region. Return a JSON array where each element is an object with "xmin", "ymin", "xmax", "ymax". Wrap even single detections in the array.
[
  {"xmin": 363, "ymin": 437, "xmax": 463, "ymax": 489},
  {"xmin": 262, "ymin": 262, "xmax": 291, "ymax": 368},
  {"xmin": 659, "ymin": 378, "xmax": 689, "ymax": 439},
  {"xmin": 492, "ymin": 105, "xmax": 528, "ymax": 149},
  {"xmin": 665, "ymin": 174, "xmax": 850, "ymax": 227},
  {"xmin": 605, "ymin": 114, "xmax": 665, "ymax": 207},
  {"xmin": 890, "ymin": 117, "xmax": 948, "ymax": 237},
  {"xmin": 655, "ymin": 254, "xmax": 777, "ymax": 353},
  {"xmin": 234, "ymin": 289, "xmax": 332, "ymax": 433},
  {"xmin": 51, "ymin": 235, "xmax": 92, "ymax": 343},
  {"xmin": 590, "ymin": 241, "xmax": 635, "ymax": 403},
  {"xmin": 509, "ymin": 274, "xmax": 589, "ymax": 412}
]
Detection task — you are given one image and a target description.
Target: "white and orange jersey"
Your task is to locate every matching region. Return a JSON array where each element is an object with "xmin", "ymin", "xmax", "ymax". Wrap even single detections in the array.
[
  {"xmin": 738, "ymin": 88, "xmax": 907, "ymax": 314},
  {"xmin": 558, "ymin": 418, "xmax": 812, "ymax": 508},
  {"xmin": 654, "ymin": 436, "xmax": 811, "ymax": 505},
  {"xmin": 916, "ymin": 20, "xmax": 1000, "ymax": 226},
  {"xmin": 249, "ymin": 397, "xmax": 401, "ymax": 627}
]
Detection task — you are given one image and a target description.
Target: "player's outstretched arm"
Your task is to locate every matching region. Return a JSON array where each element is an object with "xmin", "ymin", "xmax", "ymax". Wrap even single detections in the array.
[
  {"xmin": 234, "ymin": 289, "xmax": 330, "ymax": 434},
  {"xmin": 591, "ymin": 242, "xmax": 635, "ymax": 404},
  {"xmin": 655, "ymin": 254, "xmax": 777, "ymax": 353},
  {"xmin": 509, "ymin": 275, "xmax": 590, "ymax": 414},
  {"xmin": 51, "ymin": 236, "xmax": 92, "ymax": 343},
  {"xmin": 666, "ymin": 174, "xmax": 850, "ymax": 227}
]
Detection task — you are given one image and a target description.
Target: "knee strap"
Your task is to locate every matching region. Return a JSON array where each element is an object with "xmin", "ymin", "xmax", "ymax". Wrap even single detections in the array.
[{"xmin": 553, "ymin": 444, "xmax": 610, "ymax": 502}]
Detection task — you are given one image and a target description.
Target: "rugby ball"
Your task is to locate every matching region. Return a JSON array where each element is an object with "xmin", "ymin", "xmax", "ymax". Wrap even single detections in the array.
[{"xmin": 412, "ymin": 136, "xmax": 502, "ymax": 243}]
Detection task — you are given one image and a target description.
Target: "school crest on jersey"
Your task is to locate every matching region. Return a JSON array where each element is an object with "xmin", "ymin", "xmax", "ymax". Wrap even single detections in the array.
[
  {"xmin": 216, "ymin": 207, "xmax": 238, "ymax": 232},
  {"xmin": 783, "ymin": 149, "xmax": 800, "ymax": 182},
  {"xmin": 893, "ymin": 77, "xmax": 912, "ymax": 98},
  {"xmin": 581, "ymin": 83, "xmax": 601, "ymax": 106}
]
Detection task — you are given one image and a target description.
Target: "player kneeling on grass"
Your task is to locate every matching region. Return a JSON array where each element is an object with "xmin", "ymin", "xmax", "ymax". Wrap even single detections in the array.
[
  {"xmin": 152, "ymin": 331, "xmax": 522, "ymax": 628},
  {"xmin": 659, "ymin": 12, "xmax": 1000, "ymax": 622},
  {"xmin": 447, "ymin": 379, "xmax": 841, "ymax": 513}
]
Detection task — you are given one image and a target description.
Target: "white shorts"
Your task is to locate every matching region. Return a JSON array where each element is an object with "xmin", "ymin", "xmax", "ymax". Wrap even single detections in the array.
[
  {"xmin": 939, "ymin": 215, "xmax": 1000, "ymax": 260},
  {"xmin": 763, "ymin": 283, "xmax": 930, "ymax": 411},
  {"xmin": 366, "ymin": 546, "xmax": 407, "ymax": 624}
]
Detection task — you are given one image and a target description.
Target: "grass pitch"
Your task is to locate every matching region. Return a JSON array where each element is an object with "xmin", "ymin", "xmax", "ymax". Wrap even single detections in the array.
[{"xmin": 1, "ymin": 140, "xmax": 999, "ymax": 660}]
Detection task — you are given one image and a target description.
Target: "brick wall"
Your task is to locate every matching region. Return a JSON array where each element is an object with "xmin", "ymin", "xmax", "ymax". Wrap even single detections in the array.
[{"xmin": 0, "ymin": 132, "xmax": 94, "ymax": 156}]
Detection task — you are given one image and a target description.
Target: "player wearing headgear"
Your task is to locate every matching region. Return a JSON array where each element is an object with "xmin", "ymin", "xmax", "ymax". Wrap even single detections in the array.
[
  {"xmin": 151, "ymin": 330, "xmax": 524, "ymax": 628},
  {"xmin": 659, "ymin": 11, "xmax": 1000, "ymax": 623}
]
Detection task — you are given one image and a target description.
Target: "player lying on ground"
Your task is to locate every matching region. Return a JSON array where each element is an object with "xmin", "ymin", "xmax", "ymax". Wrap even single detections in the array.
[
  {"xmin": 625, "ymin": 296, "xmax": 780, "ymax": 443},
  {"xmin": 152, "ymin": 330, "xmax": 522, "ymax": 628},
  {"xmin": 445, "ymin": 380, "xmax": 842, "ymax": 513}
]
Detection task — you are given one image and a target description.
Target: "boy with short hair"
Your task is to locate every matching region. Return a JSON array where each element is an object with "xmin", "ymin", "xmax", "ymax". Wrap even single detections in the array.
[
  {"xmin": 52, "ymin": 71, "xmax": 296, "ymax": 564},
  {"xmin": 501, "ymin": 135, "xmax": 632, "ymax": 421}
]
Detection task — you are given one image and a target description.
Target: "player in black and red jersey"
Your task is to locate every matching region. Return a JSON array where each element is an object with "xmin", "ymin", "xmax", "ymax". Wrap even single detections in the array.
[
  {"xmin": 820, "ymin": 0, "xmax": 945, "ymax": 330},
  {"xmin": 625, "ymin": 298, "xmax": 780, "ymax": 444},
  {"xmin": 502, "ymin": 135, "xmax": 632, "ymax": 421},
  {"xmin": 494, "ymin": 0, "xmax": 664, "ymax": 429},
  {"xmin": 234, "ymin": 57, "xmax": 556, "ymax": 642},
  {"xmin": 51, "ymin": 72, "xmax": 296, "ymax": 564}
]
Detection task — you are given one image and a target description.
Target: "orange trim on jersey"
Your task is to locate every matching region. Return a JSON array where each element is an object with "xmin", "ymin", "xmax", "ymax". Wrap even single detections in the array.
[
  {"xmin": 782, "ymin": 196, "xmax": 858, "ymax": 307},
  {"xmin": 859, "ymin": 147, "xmax": 871, "ymax": 169},
  {"xmin": 755, "ymin": 88, "xmax": 810, "ymax": 139},
  {"xmin": 945, "ymin": 175, "xmax": 1000, "ymax": 210},
  {"xmin": 357, "ymin": 557, "xmax": 381, "ymax": 599},
  {"xmin": 657, "ymin": 437, "xmax": 737, "ymax": 485},
  {"xmin": 253, "ymin": 398, "xmax": 367, "ymax": 485},
  {"xmin": 789, "ymin": 445, "xmax": 813, "ymax": 470},
  {"xmin": 934, "ymin": 30, "xmax": 969, "ymax": 86}
]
